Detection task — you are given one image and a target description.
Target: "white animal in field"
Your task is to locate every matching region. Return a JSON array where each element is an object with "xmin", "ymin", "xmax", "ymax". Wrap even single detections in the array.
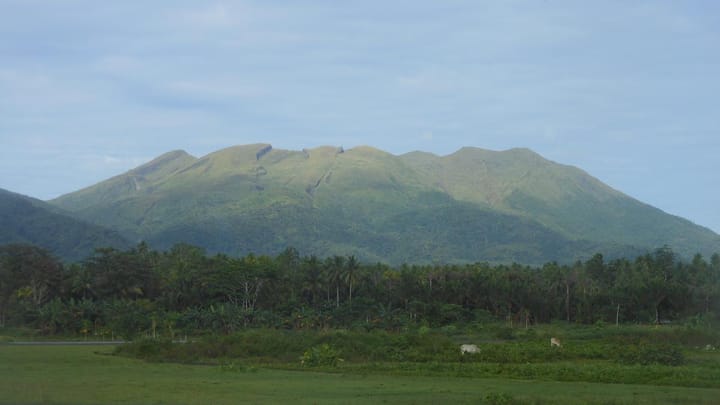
[
  {"xmin": 550, "ymin": 337, "xmax": 562, "ymax": 347},
  {"xmin": 460, "ymin": 344, "xmax": 479, "ymax": 354}
]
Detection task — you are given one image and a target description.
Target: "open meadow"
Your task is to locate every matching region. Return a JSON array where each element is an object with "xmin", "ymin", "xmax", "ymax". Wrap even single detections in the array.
[{"xmin": 2, "ymin": 335, "xmax": 720, "ymax": 405}]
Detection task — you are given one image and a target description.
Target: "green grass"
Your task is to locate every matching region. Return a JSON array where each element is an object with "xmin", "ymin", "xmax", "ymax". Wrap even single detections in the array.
[{"xmin": 2, "ymin": 345, "xmax": 720, "ymax": 404}]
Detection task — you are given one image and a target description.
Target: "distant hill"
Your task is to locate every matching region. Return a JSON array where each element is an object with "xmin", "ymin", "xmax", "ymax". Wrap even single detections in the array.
[
  {"xmin": 0, "ymin": 188, "xmax": 130, "ymax": 262},
  {"xmin": 49, "ymin": 144, "xmax": 720, "ymax": 265}
]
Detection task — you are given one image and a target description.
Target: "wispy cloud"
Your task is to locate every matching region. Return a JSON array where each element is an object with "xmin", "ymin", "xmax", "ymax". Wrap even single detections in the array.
[
  {"xmin": 164, "ymin": 78, "xmax": 265, "ymax": 101},
  {"xmin": 97, "ymin": 154, "xmax": 149, "ymax": 169},
  {"xmin": 173, "ymin": 4, "xmax": 237, "ymax": 29},
  {"xmin": 94, "ymin": 55, "xmax": 145, "ymax": 76}
]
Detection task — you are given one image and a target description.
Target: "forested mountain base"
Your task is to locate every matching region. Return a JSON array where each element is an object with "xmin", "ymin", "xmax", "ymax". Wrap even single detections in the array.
[{"xmin": 1, "ymin": 243, "xmax": 718, "ymax": 337}]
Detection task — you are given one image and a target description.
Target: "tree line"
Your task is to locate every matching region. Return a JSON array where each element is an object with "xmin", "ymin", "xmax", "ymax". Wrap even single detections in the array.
[{"xmin": 1, "ymin": 242, "xmax": 718, "ymax": 339}]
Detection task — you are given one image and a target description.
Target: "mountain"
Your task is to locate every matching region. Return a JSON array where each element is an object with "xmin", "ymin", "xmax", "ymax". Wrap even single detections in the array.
[
  {"xmin": 0, "ymin": 188, "xmax": 131, "ymax": 262},
  {"xmin": 400, "ymin": 147, "xmax": 720, "ymax": 256},
  {"xmin": 49, "ymin": 144, "xmax": 720, "ymax": 265}
]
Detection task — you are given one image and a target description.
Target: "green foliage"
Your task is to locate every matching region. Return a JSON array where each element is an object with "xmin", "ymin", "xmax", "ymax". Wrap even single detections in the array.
[
  {"xmin": 115, "ymin": 328, "xmax": 702, "ymax": 380},
  {"xmin": 300, "ymin": 343, "xmax": 343, "ymax": 367},
  {"xmin": 484, "ymin": 392, "xmax": 520, "ymax": 405},
  {"xmin": 614, "ymin": 344, "xmax": 685, "ymax": 366},
  {"xmin": 115, "ymin": 329, "xmax": 317, "ymax": 363},
  {"xmin": 459, "ymin": 327, "xmax": 694, "ymax": 367},
  {"xmin": 2, "ymin": 241, "xmax": 720, "ymax": 340},
  {"xmin": 345, "ymin": 358, "xmax": 720, "ymax": 389},
  {"xmin": 121, "ymin": 338, "xmax": 174, "ymax": 360},
  {"xmin": 104, "ymin": 299, "xmax": 153, "ymax": 341},
  {"xmin": 493, "ymin": 326, "xmax": 516, "ymax": 340},
  {"xmin": 467, "ymin": 341, "xmax": 570, "ymax": 363},
  {"xmin": 115, "ymin": 329, "xmax": 463, "ymax": 365},
  {"xmin": 218, "ymin": 360, "xmax": 258, "ymax": 373}
]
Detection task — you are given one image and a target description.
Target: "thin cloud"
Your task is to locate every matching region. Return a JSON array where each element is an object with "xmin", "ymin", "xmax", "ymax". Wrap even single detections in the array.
[
  {"xmin": 176, "ymin": 4, "xmax": 235, "ymax": 29},
  {"xmin": 165, "ymin": 78, "xmax": 265, "ymax": 101},
  {"xmin": 94, "ymin": 56, "xmax": 145, "ymax": 76}
]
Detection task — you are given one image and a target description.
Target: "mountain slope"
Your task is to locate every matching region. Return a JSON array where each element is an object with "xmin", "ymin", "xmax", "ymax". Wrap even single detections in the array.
[
  {"xmin": 52, "ymin": 150, "xmax": 197, "ymax": 212},
  {"xmin": 50, "ymin": 144, "xmax": 719, "ymax": 264},
  {"xmin": 0, "ymin": 188, "xmax": 131, "ymax": 261},
  {"xmin": 400, "ymin": 147, "xmax": 720, "ymax": 257}
]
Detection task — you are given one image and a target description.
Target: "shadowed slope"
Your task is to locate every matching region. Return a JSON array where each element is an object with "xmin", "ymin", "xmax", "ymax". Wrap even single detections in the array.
[{"xmin": 0, "ymin": 188, "xmax": 130, "ymax": 261}]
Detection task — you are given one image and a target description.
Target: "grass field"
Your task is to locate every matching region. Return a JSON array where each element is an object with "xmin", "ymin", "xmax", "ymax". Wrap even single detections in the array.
[{"xmin": 2, "ymin": 345, "xmax": 720, "ymax": 404}]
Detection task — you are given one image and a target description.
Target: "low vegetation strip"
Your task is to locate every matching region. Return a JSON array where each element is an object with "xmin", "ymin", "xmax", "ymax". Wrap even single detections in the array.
[
  {"xmin": 2, "ymin": 345, "xmax": 720, "ymax": 405},
  {"xmin": 112, "ymin": 327, "xmax": 720, "ymax": 389},
  {"xmin": 337, "ymin": 360, "xmax": 720, "ymax": 389},
  {"xmin": 2, "ymin": 340, "xmax": 124, "ymax": 345}
]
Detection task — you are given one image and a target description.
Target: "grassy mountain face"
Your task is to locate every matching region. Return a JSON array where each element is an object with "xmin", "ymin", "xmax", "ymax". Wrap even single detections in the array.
[
  {"xmin": 400, "ymin": 147, "xmax": 720, "ymax": 257},
  {"xmin": 0, "ymin": 188, "xmax": 130, "ymax": 262},
  {"xmin": 50, "ymin": 144, "xmax": 719, "ymax": 264},
  {"xmin": 52, "ymin": 150, "xmax": 198, "ymax": 212}
]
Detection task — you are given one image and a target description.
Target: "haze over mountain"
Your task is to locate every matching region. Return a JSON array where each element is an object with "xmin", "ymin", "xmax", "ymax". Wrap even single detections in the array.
[
  {"xmin": 0, "ymin": 188, "xmax": 130, "ymax": 261},
  {"xmin": 50, "ymin": 144, "xmax": 720, "ymax": 265}
]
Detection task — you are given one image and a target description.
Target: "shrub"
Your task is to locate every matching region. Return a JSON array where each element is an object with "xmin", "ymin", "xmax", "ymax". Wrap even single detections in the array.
[
  {"xmin": 468, "ymin": 341, "xmax": 569, "ymax": 363},
  {"xmin": 218, "ymin": 360, "xmax": 257, "ymax": 373},
  {"xmin": 493, "ymin": 326, "xmax": 515, "ymax": 340},
  {"xmin": 484, "ymin": 392, "xmax": 519, "ymax": 405},
  {"xmin": 116, "ymin": 338, "xmax": 174, "ymax": 361},
  {"xmin": 614, "ymin": 344, "xmax": 685, "ymax": 366},
  {"xmin": 300, "ymin": 343, "xmax": 343, "ymax": 367}
]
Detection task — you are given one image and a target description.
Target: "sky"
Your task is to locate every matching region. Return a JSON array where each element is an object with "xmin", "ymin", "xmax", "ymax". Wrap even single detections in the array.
[{"xmin": 1, "ymin": 1, "xmax": 719, "ymax": 233}]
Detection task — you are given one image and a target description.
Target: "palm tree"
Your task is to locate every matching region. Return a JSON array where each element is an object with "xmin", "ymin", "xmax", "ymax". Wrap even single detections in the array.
[
  {"xmin": 302, "ymin": 255, "xmax": 323, "ymax": 307},
  {"xmin": 343, "ymin": 255, "xmax": 359, "ymax": 305},
  {"xmin": 326, "ymin": 256, "xmax": 345, "ymax": 307}
]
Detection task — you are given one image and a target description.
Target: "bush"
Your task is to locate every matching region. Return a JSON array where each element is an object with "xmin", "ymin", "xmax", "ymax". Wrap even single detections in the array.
[
  {"xmin": 116, "ymin": 338, "xmax": 174, "ymax": 361},
  {"xmin": 300, "ymin": 343, "xmax": 343, "ymax": 367},
  {"xmin": 493, "ymin": 326, "xmax": 515, "ymax": 340},
  {"xmin": 614, "ymin": 344, "xmax": 685, "ymax": 366},
  {"xmin": 484, "ymin": 392, "xmax": 519, "ymax": 405},
  {"xmin": 468, "ymin": 341, "xmax": 569, "ymax": 363},
  {"xmin": 218, "ymin": 360, "xmax": 257, "ymax": 373}
]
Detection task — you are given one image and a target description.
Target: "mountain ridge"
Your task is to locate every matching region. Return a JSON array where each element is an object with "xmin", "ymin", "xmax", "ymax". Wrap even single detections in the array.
[{"xmin": 48, "ymin": 144, "xmax": 720, "ymax": 264}]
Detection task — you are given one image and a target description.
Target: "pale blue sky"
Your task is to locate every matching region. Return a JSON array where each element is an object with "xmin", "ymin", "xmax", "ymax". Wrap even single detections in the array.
[{"xmin": 1, "ymin": 1, "xmax": 719, "ymax": 233}]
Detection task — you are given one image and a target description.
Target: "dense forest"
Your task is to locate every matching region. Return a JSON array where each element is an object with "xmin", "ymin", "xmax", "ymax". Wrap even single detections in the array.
[{"xmin": 1, "ymin": 243, "xmax": 718, "ymax": 339}]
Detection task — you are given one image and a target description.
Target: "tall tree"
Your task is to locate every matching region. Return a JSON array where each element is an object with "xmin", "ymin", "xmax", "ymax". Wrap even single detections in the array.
[
  {"xmin": 326, "ymin": 256, "xmax": 345, "ymax": 307},
  {"xmin": 1, "ymin": 244, "xmax": 62, "ymax": 307},
  {"xmin": 344, "ymin": 255, "xmax": 359, "ymax": 305},
  {"xmin": 277, "ymin": 247, "xmax": 301, "ymax": 302},
  {"xmin": 301, "ymin": 255, "xmax": 323, "ymax": 307},
  {"xmin": 156, "ymin": 243, "xmax": 208, "ymax": 310}
]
